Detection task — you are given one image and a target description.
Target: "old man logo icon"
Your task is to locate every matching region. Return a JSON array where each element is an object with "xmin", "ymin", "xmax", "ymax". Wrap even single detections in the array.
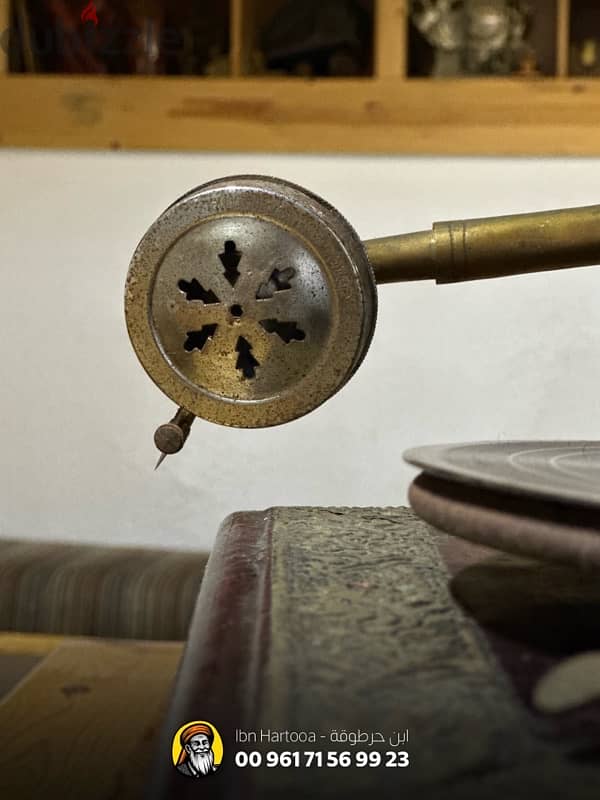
[{"xmin": 172, "ymin": 721, "xmax": 224, "ymax": 778}]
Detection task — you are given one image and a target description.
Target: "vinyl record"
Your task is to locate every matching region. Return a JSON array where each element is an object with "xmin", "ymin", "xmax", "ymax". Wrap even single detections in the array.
[{"xmin": 404, "ymin": 442, "xmax": 600, "ymax": 569}]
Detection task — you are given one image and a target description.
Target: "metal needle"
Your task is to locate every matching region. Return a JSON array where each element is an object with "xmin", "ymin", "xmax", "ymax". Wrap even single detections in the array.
[
  {"xmin": 153, "ymin": 408, "xmax": 196, "ymax": 470},
  {"xmin": 154, "ymin": 452, "xmax": 168, "ymax": 471}
]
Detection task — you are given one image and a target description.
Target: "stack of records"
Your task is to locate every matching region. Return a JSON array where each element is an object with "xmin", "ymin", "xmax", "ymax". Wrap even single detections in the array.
[{"xmin": 405, "ymin": 442, "xmax": 600, "ymax": 569}]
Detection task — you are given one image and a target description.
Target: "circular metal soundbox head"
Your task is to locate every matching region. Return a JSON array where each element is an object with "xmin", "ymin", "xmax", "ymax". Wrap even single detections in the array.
[{"xmin": 125, "ymin": 175, "xmax": 377, "ymax": 428}]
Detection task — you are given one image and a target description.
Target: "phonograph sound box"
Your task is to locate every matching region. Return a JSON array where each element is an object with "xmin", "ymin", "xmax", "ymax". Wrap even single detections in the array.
[{"xmin": 125, "ymin": 174, "xmax": 600, "ymax": 571}]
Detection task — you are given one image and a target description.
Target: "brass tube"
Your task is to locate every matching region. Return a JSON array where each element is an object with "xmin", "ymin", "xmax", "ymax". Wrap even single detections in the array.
[{"xmin": 365, "ymin": 204, "xmax": 600, "ymax": 285}]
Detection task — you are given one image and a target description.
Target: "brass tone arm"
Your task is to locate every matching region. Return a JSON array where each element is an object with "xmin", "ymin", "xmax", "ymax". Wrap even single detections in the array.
[{"xmin": 365, "ymin": 204, "xmax": 600, "ymax": 285}]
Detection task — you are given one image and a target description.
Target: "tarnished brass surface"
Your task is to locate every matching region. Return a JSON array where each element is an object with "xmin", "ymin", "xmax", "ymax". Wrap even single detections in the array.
[
  {"xmin": 126, "ymin": 176, "xmax": 376, "ymax": 431},
  {"xmin": 125, "ymin": 175, "xmax": 600, "ymax": 458},
  {"xmin": 366, "ymin": 204, "xmax": 600, "ymax": 284}
]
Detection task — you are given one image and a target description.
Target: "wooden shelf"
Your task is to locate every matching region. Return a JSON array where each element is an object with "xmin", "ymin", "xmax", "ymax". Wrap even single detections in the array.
[{"xmin": 2, "ymin": 0, "xmax": 600, "ymax": 155}]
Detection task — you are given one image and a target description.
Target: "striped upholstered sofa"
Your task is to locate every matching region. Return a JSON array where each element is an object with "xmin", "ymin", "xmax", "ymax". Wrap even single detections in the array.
[{"xmin": 0, "ymin": 539, "xmax": 208, "ymax": 641}]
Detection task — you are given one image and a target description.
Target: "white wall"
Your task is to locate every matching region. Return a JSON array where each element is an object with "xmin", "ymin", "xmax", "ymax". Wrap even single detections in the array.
[{"xmin": 1, "ymin": 149, "xmax": 599, "ymax": 551}]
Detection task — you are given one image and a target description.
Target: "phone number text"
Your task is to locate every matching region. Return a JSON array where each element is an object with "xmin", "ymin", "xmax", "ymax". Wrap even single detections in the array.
[{"xmin": 234, "ymin": 751, "xmax": 410, "ymax": 768}]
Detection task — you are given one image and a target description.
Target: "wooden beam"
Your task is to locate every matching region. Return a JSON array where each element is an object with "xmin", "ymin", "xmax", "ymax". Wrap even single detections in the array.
[
  {"xmin": 0, "ymin": 0, "xmax": 9, "ymax": 74},
  {"xmin": 231, "ymin": 0, "xmax": 256, "ymax": 77},
  {"xmin": 3, "ymin": 74, "xmax": 600, "ymax": 155},
  {"xmin": 375, "ymin": 0, "xmax": 407, "ymax": 78},
  {"xmin": 556, "ymin": 0, "xmax": 570, "ymax": 78},
  {"xmin": 230, "ymin": 0, "xmax": 242, "ymax": 76}
]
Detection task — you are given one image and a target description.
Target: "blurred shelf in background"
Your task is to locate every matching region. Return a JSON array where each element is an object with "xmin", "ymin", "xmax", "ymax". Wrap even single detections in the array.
[{"xmin": 2, "ymin": 0, "xmax": 600, "ymax": 155}]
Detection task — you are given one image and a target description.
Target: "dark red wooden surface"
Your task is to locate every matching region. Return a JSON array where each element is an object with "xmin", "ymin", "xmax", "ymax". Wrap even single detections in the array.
[
  {"xmin": 147, "ymin": 511, "xmax": 272, "ymax": 800},
  {"xmin": 148, "ymin": 507, "xmax": 600, "ymax": 800}
]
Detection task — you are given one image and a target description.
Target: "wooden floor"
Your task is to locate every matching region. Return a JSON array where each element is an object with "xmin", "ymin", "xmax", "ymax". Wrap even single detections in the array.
[{"xmin": 0, "ymin": 634, "xmax": 183, "ymax": 800}]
